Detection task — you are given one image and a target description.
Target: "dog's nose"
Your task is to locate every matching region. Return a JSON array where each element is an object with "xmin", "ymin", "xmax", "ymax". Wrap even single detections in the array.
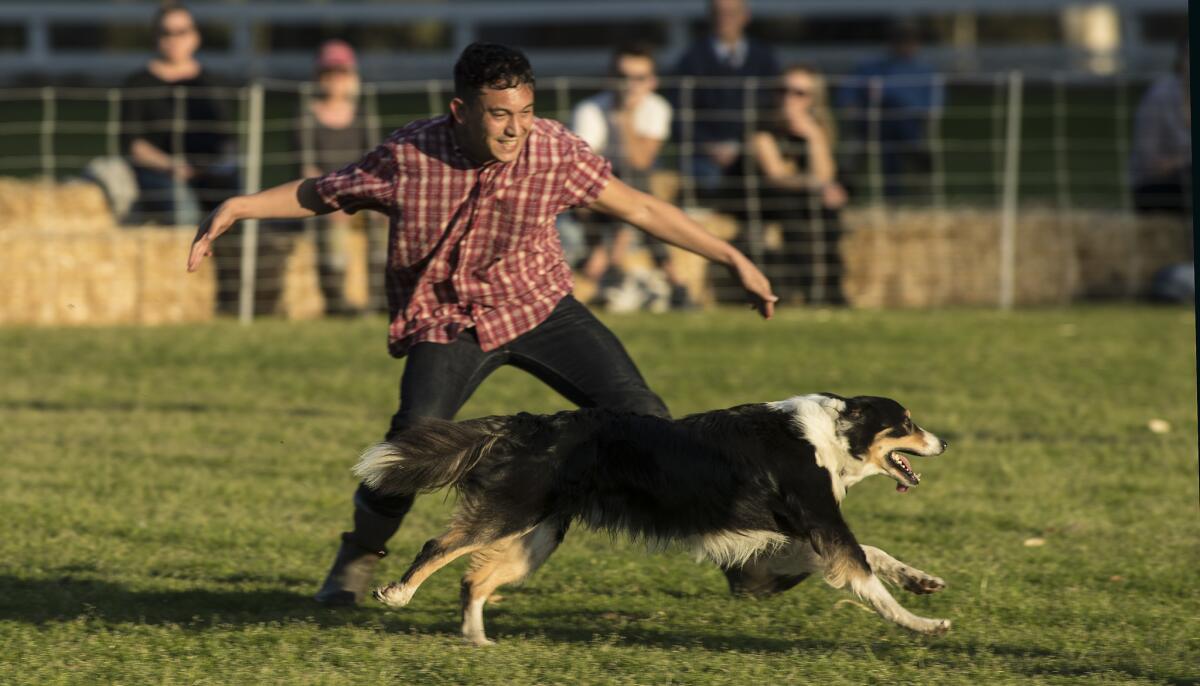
[{"xmin": 940, "ymin": 439, "xmax": 948, "ymax": 451}]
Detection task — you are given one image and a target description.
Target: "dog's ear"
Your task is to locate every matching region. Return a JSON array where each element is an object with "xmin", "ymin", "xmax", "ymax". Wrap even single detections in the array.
[
  {"xmin": 840, "ymin": 396, "xmax": 864, "ymax": 419},
  {"xmin": 818, "ymin": 391, "xmax": 847, "ymax": 403}
]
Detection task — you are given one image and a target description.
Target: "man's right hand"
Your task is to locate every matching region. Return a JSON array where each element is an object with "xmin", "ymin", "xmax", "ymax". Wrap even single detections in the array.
[{"xmin": 187, "ymin": 201, "xmax": 238, "ymax": 272}]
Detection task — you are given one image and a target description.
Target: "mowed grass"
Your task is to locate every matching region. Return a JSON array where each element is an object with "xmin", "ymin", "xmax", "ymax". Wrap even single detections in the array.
[{"xmin": 0, "ymin": 306, "xmax": 1196, "ymax": 685}]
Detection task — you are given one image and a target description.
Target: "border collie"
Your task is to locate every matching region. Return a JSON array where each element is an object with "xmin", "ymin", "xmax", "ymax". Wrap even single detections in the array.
[{"xmin": 354, "ymin": 393, "xmax": 950, "ymax": 645}]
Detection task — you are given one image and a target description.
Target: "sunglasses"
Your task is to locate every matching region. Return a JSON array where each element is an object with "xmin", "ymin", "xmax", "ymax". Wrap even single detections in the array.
[
  {"xmin": 619, "ymin": 73, "xmax": 653, "ymax": 82},
  {"xmin": 782, "ymin": 88, "xmax": 811, "ymax": 97},
  {"xmin": 158, "ymin": 26, "xmax": 196, "ymax": 38}
]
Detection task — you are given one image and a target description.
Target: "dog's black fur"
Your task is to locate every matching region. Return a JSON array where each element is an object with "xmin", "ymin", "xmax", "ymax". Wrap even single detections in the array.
[{"xmin": 357, "ymin": 394, "xmax": 951, "ymax": 644}]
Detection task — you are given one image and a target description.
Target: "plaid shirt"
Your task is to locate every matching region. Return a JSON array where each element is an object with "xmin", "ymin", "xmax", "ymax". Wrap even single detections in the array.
[{"xmin": 315, "ymin": 115, "xmax": 612, "ymax": 357}]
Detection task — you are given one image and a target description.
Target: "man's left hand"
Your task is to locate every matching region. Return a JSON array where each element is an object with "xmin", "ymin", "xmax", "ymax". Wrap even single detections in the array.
[{"xmin": 729, "ymin": 254, "xmax": 778, "ymax": 319}]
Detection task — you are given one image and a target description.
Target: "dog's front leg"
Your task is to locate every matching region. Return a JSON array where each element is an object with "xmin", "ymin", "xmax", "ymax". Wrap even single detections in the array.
[
  {"xmin": 861, "ymin": 545, "xmax": 946, "ymax": 595},
  {"xmin": 810, "ymin": 524, "xmax": 950, "ymax": 635}
]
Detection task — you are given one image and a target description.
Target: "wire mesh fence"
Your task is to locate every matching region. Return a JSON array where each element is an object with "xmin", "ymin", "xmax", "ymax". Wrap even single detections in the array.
[{"xmin": 0, "ymin": 71, "xmax": 1191, "ymax": 325}]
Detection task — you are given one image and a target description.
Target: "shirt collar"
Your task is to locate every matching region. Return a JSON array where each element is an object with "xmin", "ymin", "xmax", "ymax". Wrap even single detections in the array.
[{"xmin": 712, "ymin": 38, "xmax": 748, "ymax": 68}]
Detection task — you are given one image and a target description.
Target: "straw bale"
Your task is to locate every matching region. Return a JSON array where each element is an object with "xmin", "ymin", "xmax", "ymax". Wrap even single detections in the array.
[
  {"xmin": 0, "ymin": 228, "xmax": 215, "ymax": 325},
  {"xmin": 841, "ymin": 207, "xmax": 1079, "ymax": 307},
  {"xmin": 278, "ymin": 232, "xmax": 324, "ymax": 320},
  {"xmin": 0, "ymin": 177, "xmax": 116, "ymax": 234},
  {"xmin": 1071, "ymin": 213, "xmax": 1191, "ymax": 298}
]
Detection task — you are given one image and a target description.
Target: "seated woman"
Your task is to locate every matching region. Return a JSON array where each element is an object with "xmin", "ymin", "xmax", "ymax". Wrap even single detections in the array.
[
  {"xmin": 122, "ymin": 2, "xmax": 240, "ymax": 311},
  {"xmin": 750, "ymin": 65, "xmax": 848, "ymax": 305},
  {"xmin": 122, "ymin": 2, "xmax": 237, "ymax": 226}
]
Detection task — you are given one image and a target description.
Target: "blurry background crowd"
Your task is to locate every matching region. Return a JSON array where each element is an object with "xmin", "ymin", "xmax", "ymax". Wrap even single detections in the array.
[{"xmin": 0, "ymin": 0, "xmax": 1191, "ymax": 324}]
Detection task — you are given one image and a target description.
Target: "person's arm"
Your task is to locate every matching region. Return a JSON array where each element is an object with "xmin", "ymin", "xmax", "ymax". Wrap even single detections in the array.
[
  {"xmin": 187, "ymin": 179, "xmax": 333, "ymax": 272},
  {"xmin": 752, "ymin": 130, "xmax": 835, "ymax": 191},
  {"xmin": 587, "ymin": 176, "xmax": 777, "ymax": 318},
  {"xmin": 129, "ymin": 137, "xmax": 193, "ymax": 178},
  {"xmin": 615, "ymin": 111, "xmax": 664, "ymax": 171}
]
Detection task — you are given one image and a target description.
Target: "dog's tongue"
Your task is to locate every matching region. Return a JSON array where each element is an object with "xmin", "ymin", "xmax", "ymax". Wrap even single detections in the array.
[{"xmin": 896, "ymin": 484, "xmax": 910, "ymax": 493}]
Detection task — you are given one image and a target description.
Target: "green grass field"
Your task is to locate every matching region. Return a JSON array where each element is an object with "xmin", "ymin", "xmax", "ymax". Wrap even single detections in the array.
[{"xmin": 1, "ymin": 306, "xmax": 1196, "ymax": 685}]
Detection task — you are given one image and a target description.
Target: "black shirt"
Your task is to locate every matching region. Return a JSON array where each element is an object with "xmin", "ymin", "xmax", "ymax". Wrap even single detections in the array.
[{"xmin": 121, "ymin": 68, "xmax": 233, "ymax": 168}]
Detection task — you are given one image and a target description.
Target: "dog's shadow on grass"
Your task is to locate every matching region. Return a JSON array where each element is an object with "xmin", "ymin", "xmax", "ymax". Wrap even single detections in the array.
[{"xmin": 0, "ymin": 572, "xmax": 821, "ymax": 653}]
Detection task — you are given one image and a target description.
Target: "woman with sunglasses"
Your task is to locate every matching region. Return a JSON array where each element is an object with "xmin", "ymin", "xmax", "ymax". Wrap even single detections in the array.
[
  {"xmin": 122, "ymin": 2, "xmax": 239, "ymax": 307},
  {"xmin": 750, "ymin": 65, "xmax": 848, "ymax": 306}
]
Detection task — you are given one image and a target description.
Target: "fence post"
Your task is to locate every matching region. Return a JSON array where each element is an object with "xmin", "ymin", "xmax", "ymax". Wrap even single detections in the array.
[
  {"xmin": 866, "ymin": 76, "xmax": 884, "ymax": 207},
  {"xmin": 238, "ymin": 81, "xmax": 264, "ymax": 325},
  {"xmin": 426, "ymin": 79, "xmax": 444, "ymax": 116},
  {"xmin": 554, "ymin": 77, "xmax": 570, "ymax": 125},
  {"xmin": 741, "ymin": 76, "xmax": 763, "ymax": 265},
  {"xmin": 40, "ymin": 86, "xmax": 55, "ymax": 180},
  {"xmin": 1051, "ymin": 73, "xmax": 1072, "ymax": 212},
  {"xmin": 679, "ymin": 77, "xmax": 696, "ymax": 208},
  {"xmin": 998, "ymin": 70, "xmax": 1023, "ymax": 310},
  {"xmin": 171, "ymin": 87, "xmax": 192, "ymax": 226},
  {"xmin": 106, "ymin": 88, "xmax": 121, "ymax": 159}
]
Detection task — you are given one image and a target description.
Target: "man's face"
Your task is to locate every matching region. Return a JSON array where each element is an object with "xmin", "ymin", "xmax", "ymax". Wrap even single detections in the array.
[
  {"xmin": 614, "ymin": 55, "xmax": 657, "ymax": 105},
  {"xmin": 710, "ymin": 0, "xmax": 749, "ymax": 44},
  {"xmin": 450, "ymin": 84, "xmax": 535, "ymax": 164}
]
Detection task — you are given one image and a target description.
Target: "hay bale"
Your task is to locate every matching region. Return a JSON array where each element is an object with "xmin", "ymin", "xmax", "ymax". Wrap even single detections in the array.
[
  {"xmin": 279, "ymin": 232, "xmax": 324, "ymax": 320},
  {"xmin": 0, "ymin": 177, "xmax": 116, "ymax": 234},
  {"xmin": 841, "ymin": 207, "xmax": 1078, "ymax": 307},
  {"xmin": 1073, "ymin": 213, "xmax": 1191, "ymax": 298},
  {"xmin": 0, "ymin": 228, "xmax": 215, "ymax": 325}
]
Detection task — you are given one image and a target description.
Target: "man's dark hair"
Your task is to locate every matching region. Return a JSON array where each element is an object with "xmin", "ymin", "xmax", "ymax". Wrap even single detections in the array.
[
  {"xmin": 610, "ymin": 43, "xmax": 656, "ymax": 72},
  {"xmin": 453, "ymin": 43, "xmax": 536, "ymax": 101}
]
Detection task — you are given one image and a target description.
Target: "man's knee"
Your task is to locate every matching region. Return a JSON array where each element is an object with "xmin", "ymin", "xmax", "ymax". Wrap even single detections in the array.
[
  {"xmin": 354, "ymin": 482, "xmax": 415, "ymax": 520},
  {"xmin": 600, "ymin": 389, "xmax": 670, "ymax": 419}
]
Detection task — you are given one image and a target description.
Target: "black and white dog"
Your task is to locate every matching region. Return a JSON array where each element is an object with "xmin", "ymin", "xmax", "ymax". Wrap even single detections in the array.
[{"xmin": 354, "ymin": 393, "xmax": 950, "ymax": 645}]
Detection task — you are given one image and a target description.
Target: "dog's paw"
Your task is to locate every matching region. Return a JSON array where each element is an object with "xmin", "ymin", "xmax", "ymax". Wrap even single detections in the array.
[
  {"xmin": 923, "ymin": 618, "xmax": 951, "ymax": 635},
  {"xmin": 902, "ymin": 573, "xmax": 946, "ymax": 595},
  {"xmin": 373, "ymin": 583, "xmax": 414, "ymax": 608},
  {"xmin": 463, "ymin": 634, "xmax": 496, "ymax": 647}
]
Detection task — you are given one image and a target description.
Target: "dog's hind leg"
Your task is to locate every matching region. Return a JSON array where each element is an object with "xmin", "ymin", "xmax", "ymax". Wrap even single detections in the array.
[
  {"xmin": 459, "ymin": 520, "xmax": 566, "ymax": 646},
  {"xmin": 861, "ymin": 545, "xmax": 945, "ymax": 595},
  {"xmin": 374, "ymin": 525, "xmax": 495, "ymax": 609}
]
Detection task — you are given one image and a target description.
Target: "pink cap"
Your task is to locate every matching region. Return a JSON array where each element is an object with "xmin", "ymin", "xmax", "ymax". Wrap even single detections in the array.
[{"xmin": 316, "ymin": 40, "xmax": 357, "ymax": 72}]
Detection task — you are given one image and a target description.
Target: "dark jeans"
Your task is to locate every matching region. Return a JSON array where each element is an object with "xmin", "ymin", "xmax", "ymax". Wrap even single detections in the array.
[
  {"xmin": 357, "ymin": 294, "xmax": 670, "ymax": 518},
  {"xmin": 1134, "ymin": 171, "xmax": 1191, "ymax": 216}
]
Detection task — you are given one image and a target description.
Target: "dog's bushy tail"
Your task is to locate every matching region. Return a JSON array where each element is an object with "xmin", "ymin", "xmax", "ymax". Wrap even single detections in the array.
[{"xmin": 353, "ymin": 418, "xmax": 502, "ymax": 495}]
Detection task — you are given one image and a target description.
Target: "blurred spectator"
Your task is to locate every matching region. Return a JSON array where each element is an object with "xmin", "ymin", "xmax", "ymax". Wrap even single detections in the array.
[
  {"xmin": 1129, "ymin": 37, "xmax": 1191, "ymax": 216},
  {"xmin": 122, "ymin": 2, "xmax": 239, "ymax": 313},
  {"xmin": 673, "ymin": 0, "xmax": 780, "ymax": 205},
  {"xmin": 122, "ymin": 2, "xmax": 237, "ymax": 226},
  {"xmin": 571, "ymin": 44, "xmax": 693, "ymax": 310},
  {"xmin": 749, "ymin": 65, "xmax": 847, "ymax": 305},
  {"xmin": 296, "ymin": 39, "xmax": 377, "ymax": 315},
  {"xmin": 835, "ymin": 19, "xmax": 942, "ymax": 203}
]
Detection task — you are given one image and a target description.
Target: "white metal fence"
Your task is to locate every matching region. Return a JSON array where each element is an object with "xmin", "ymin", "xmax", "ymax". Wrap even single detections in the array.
[{"xmin": 0, "ymin": 71, "xmax": 1191, "ymax": 321}]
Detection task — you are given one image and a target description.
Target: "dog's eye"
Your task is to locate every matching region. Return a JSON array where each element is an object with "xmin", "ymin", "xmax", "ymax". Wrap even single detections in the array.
[{"xmin": 903, "ymin": 418, "xmax": 913, "ymax": 431}]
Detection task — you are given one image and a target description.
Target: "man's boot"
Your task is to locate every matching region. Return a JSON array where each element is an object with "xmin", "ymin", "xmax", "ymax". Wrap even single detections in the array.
[
  {"xmin": 723, "ymin": 553, "xmax": 811, "ymax": 598},
  {"xmin": 313, "ymin": 494, "xmax": 405, "ymax": 606}
]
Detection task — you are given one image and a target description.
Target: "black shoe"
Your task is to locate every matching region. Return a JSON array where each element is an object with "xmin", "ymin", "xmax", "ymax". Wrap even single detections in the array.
[
  {"xmin": 669, "ymin": 284, "xmax": 698, "ymax": 310},
  {"xmin": 313, "ymin": 533, "xmax": 388, "ymax": 606},
  {"xmin": 314, "ymin": 494, "xmax": 405, "ymax": 606}
]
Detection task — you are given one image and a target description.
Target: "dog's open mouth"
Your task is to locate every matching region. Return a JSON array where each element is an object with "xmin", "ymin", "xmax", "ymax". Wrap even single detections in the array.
[{"xmin": 887, "ymin": 451, "xmax": 922, "ymax": 492}]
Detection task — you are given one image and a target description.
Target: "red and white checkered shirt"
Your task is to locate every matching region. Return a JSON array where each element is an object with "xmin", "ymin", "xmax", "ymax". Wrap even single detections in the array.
[{"xmin": 315, "ymin": 115, "xmax": 612, "ymax": 357}]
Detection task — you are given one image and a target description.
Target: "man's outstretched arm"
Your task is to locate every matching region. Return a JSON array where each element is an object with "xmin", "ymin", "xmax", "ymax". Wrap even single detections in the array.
[
  {"xmin": 587, "ymin": 177, "xmax": 778, "ymax": 319},
  {"xmin": 187, "ymin": 178, "xmax": 334, "ymax": 272}
]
